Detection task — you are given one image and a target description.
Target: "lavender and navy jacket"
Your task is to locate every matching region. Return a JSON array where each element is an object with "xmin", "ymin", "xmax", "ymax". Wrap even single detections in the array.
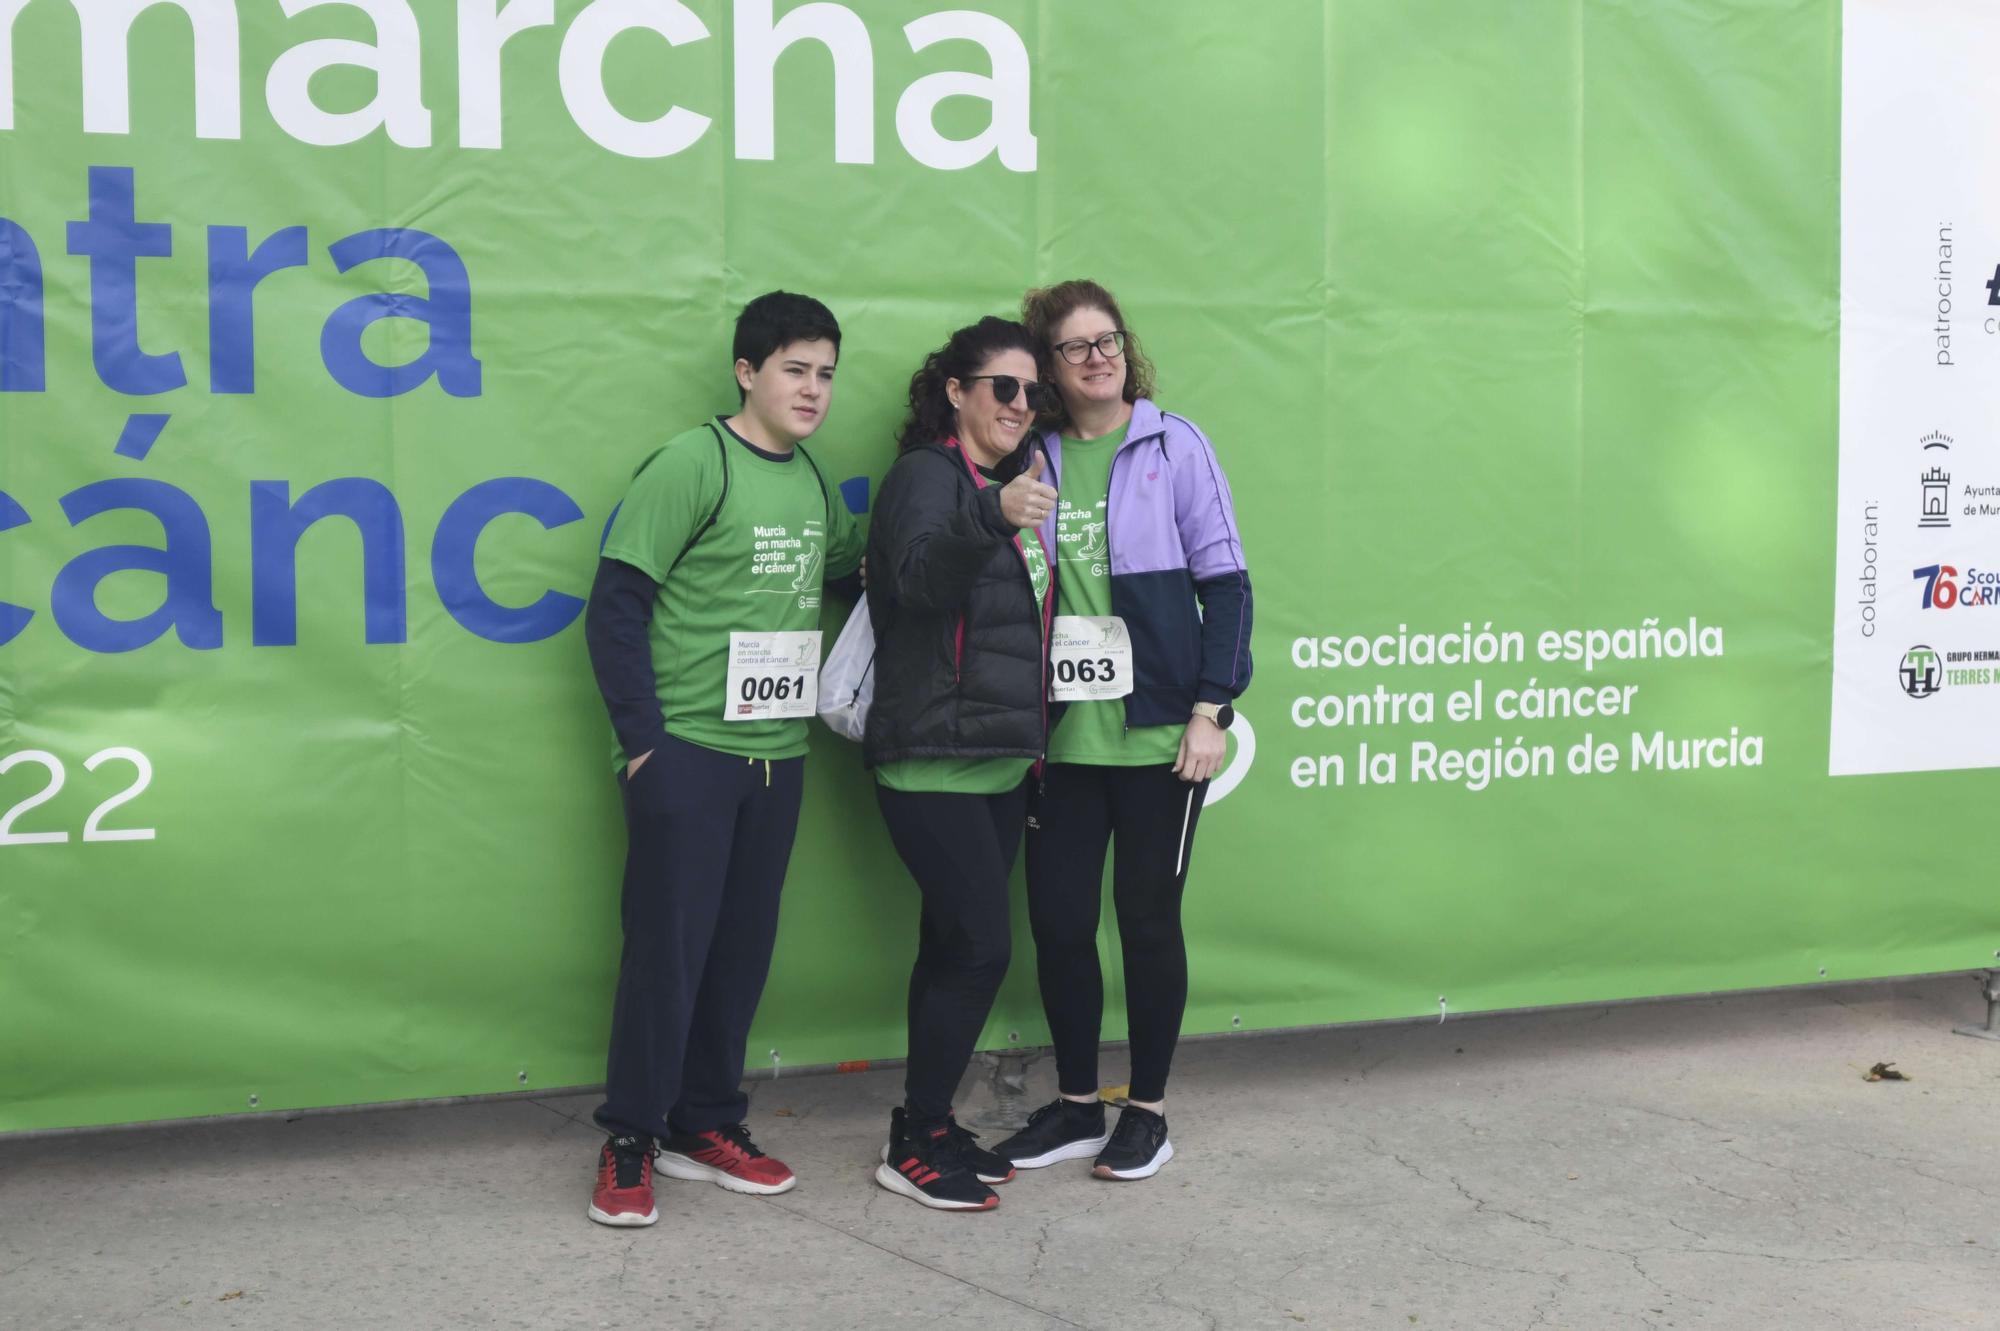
[{"xmin": 1041, "ymin": 398, "xmax": 1253, "ymax": 729}]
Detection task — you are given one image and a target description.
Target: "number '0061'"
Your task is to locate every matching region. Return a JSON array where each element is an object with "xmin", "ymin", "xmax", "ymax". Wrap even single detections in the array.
[{"xmin": 0, "ymin": 748, "xmax": 155, "ymax": 846}]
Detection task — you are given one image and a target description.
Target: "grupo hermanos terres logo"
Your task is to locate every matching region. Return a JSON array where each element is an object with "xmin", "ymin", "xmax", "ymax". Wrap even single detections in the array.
[
  {"xmin": 1939, "ymin": 646, "xmax": 2000, "ymax": 687},
  {"xmin": 1899, "ymin": 645, "xmax": 1942, "ymax": 698}
]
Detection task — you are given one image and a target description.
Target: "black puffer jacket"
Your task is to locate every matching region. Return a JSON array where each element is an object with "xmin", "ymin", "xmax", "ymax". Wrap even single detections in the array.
[{"xmin": 863, "ymin": 439, "xmax": 1050, "ymax": 766}]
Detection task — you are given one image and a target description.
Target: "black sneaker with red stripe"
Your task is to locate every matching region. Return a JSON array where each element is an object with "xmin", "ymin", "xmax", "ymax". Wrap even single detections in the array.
[
  {"xmin": 873, "ymin": 1112, "xmax": 998, "ymax": 1211},
  {"xmin": 946, "ymin": 1113, "xmax": 1017, "ymax": 1185},
  {"xmin": 879, "ymin": 1107, "xmax": 1015, "ymax": 1185}
]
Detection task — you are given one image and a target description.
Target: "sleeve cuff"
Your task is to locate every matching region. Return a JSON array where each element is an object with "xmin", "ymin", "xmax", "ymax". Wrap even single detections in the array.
[
  {"xmin": 974, "ymin": 485, "xmax": 1017, "ymax": 537},
  {"xmin": 621, "ymin": 723, "xmax": 670, "ymax": 763},
  {"xmin": 600, "ymin": 545, "xmax": 668, "ymax": 584}
]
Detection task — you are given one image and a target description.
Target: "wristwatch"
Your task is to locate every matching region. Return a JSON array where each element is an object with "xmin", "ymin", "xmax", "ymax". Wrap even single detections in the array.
[{"xmin": 1192, "ymin": 702, "xmax": 1235, "ymax": 730}]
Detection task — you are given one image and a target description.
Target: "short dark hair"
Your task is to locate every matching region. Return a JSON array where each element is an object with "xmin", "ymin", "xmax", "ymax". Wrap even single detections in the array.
[{"xmin": 733, "ymin": 291, "xmax": 841, "ymax": 388}]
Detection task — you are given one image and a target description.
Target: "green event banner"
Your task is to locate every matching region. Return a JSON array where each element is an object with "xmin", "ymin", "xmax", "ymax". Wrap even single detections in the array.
[{"xmin": 2, "ymin": 0, "xmax": 1990, "ymax": 1134}]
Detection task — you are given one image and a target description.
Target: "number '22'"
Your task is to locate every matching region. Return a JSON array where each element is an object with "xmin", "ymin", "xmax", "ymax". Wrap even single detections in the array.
[{"xmin": 0, "ymin": 748, "xmax": 155, "ymax": 846}]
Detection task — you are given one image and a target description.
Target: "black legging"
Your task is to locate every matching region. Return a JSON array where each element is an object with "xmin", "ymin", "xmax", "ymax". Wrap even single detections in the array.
[
  {"xmin": 1025, "ymin": 762, "xmax": 1207, "ymax": 1104},
  {"xmin": 875, "ymin": 781, "xmax": 1027, "ymax": 1125}
]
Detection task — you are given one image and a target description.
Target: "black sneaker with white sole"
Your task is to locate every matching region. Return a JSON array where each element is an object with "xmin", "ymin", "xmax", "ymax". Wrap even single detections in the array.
[
  {"xmin": 1092, "ymin": 1104, "xmax": 1173, "ymax": 1180},
  {"xmin": 874, "ymin": 1114, "xmax": 998, "ymax": 1211},
  {"xmin": 880, "ymin": 1108, "xmax": 1014, "ymax": 1184},
  {"xmin": 947, "ymin": 1115, "xmax": 1016, "ymax": 1185},
  {"xmin": 992, "ymin": 1098, "xmax": 1111, "ymax": 1169}
]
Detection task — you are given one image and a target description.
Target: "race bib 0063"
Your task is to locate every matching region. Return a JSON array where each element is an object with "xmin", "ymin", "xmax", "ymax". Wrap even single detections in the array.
[{"xmin": 1050, "ymin": 616, "xmax": 1134, "ymax": 703}]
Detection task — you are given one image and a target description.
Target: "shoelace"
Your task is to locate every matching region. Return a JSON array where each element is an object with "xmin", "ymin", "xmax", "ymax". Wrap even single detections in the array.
[
  {"xmin": 712, "ymin": 1122, "xmax": 767, "ymax": 1159},
  {"xmin": 1106, "ymin": 1110, "xmax": 1159, "ymax": 1155},
  {"xmin": 607, "ymin": 1137, "xmax": 656, "ymax": 1190},
  {"xmin": 947, "ymin": 1120, "xmax": 1009, "ymax": 1170},
  {"xmin": 1024, "ymin": 1098, "xmax": 1095, "ymax": 1136},
  {"xmin": 912, "ymin": 1124, "xmax": 974, "ymax": 1177},
  {"xmin": 1021, "ymin": 1100, "xmax": 1063, "ymax": 1130}
]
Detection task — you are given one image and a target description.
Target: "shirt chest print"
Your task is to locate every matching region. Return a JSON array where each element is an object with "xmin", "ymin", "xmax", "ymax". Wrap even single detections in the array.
[
  {"xmin": 1059, "ymin": 494, "xmax": 1109, "ymax": 574},
  {"xmin": 746, "ymin": 519, "xmax": 824, "ymax": 609}
]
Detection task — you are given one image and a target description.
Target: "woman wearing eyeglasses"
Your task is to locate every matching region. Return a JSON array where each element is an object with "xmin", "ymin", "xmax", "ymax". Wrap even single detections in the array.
[
  {"xmin": 863, "ymin": 316, "xmax": 1060, "ymax": 1211},
  {"xmin": 992, "ymin": 280, "xmax": 1253, "ymax": 1182}
]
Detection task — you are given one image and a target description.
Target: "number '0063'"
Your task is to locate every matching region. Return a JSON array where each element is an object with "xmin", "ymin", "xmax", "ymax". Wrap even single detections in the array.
[
  {"xmin": 1054, "ymin": 658, "xmax": 1116, "ymax": 685},
  {"xmin": 0, "ymin": 748, "xmax": 155, "ymax": 846}
]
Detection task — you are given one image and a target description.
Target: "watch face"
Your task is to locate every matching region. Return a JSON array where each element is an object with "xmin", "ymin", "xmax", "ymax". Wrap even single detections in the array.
[{"xmin": 1216, "ymin": 704, "xmax": 1235, "ymax": 730}]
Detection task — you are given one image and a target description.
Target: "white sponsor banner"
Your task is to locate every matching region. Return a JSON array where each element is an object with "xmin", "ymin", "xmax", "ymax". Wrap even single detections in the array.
[{"xmin": 1832, "ymin": 0, "xmax": 2000, "ymax": 775}]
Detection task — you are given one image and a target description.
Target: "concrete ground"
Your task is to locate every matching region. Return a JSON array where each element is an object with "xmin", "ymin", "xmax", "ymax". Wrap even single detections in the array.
[{"xmin": 5, "ymin": 977, "xmax": 1999, "ymax": 1331}]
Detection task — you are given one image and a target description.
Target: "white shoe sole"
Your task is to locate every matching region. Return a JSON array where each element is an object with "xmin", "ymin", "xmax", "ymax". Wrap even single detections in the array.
[
  {"xmin": 879, "ymin": 1143, "xmax": 1013, "ymax": 1185},
  {"xmin": 657, "ymin": 1152, "xmax": 796, "ymax": 1195},
  {"xmin": 1093, "ymin": 1138, "xmax": 1174, "ymax": 1181},
  {"xmin": 1006, "ymin": 1131, "xmax": 1113, "ymax": 1170},
  {"xmin": 872, "ymin": 1162, "xmax": 996, "ymax": 1211},
  {"xmin": 587, "ymin": 1204, "xmax": 659, "ymax": 1227}
]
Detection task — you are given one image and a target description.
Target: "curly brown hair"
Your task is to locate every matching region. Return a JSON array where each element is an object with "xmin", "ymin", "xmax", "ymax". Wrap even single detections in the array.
[{"xmin": 1020, "ymin": 279, "xmax": 1157, "ymax": 431}]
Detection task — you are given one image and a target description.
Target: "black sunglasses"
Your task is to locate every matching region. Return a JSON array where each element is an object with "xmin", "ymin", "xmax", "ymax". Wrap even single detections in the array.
[{"xmin": 962, "ymin": 374, "xmax": 1052, "ymax": 413}]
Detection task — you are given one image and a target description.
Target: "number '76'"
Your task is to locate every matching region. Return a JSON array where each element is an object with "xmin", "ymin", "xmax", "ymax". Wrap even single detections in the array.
[{"xmin": 1915, "ymin": 563, "xmax": 1960, "ymax": 609}]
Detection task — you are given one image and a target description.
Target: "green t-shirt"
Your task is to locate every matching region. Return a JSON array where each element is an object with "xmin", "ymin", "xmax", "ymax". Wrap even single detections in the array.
[
  {"xmin": 602, "ymin": 419, "xmax": 863, "ymax": 763},
  {"xmin": 877, "ymin": 467, "xmax": 1052, "ymax": 796},
  {"xmin": 1047, "ymin": 424, "xmax": 1184, "ymax": 767}
]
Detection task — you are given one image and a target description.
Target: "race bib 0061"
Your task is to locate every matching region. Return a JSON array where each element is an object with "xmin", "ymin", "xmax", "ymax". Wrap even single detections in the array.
[{"xmin": 725, "ymin": 631, "xmax": 821, "ymax": 721}]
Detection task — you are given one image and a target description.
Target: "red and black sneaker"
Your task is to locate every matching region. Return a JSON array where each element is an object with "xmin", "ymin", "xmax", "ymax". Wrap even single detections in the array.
[
  {"xmin": 659, "ymin": 1122, "xmax": 797, "ymax": 1195},
  {"xmin": 588, "ymin": 1134, "xmax": 659, "ymax": 1228},
  {"xmin": 948, "ymin": 1113, "xmax": 1017, "ymax": 1185},
  {"xmin": 879, "ymin": 1108, "xmax": 1014, "ymax": 1184},
  {"xmin": 873, "ymin": 1113, "xmax": 999, "ymax": 1211}
]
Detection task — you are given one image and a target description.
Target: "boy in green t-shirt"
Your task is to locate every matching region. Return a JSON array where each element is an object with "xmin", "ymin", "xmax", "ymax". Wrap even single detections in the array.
[{"xmin": 582, "ymin": 293, "xmax": 863, "ymax": 1228}]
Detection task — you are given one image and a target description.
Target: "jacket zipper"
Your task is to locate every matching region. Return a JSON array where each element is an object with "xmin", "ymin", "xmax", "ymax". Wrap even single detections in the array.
[
  {"xmin": 1034, "ymin": 446, "xmax": 1058, "ymax": 778},
  {"xmin": 1104, "ymin": 440, "xmax": 1129, "ymax": 734},
  {"xmin": 946, "ymin": 438, "xmax": 973, "ymax": 687},
  {"xmin": 1034, "ymin": 523, "xmax": 1054, "ymax": 774},
  {"xmin": 1103, "ymin": 415, "xmax": 1174, "ymax": 734},
  {"xmin": 945, "ymin": 437, "xmax": 1041, "ymax": 714}
]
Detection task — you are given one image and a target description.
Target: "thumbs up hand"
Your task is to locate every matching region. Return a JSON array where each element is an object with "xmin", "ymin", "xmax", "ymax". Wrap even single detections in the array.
[{"xmin": 999, "ymin": 452, "xmax": 1057, "ymax": 529}]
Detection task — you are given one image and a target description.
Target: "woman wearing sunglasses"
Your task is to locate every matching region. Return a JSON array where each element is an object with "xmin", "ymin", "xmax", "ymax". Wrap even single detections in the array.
[
  {"xmin": 863, "ymin": 316, "xmax": 1060, "ymax": 1211},
  {"xmin": 993, "ymin": 280, "xmax": 1253, "ymax": 1182}
]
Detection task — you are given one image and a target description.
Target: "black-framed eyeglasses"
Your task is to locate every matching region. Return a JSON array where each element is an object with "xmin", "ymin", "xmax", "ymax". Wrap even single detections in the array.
[
  {"xmin": 963, "ymin": 375, "xmax": 1051, "ymax": 413},
  {"xmin": 1053, "ymin": 330, "xmax": 1127, "ymax": 364}
]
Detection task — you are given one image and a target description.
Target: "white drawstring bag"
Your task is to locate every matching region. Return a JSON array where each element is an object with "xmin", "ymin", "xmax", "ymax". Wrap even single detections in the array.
[{"xmin": 816, "ymin": 596, "xmax": 876, "ymax": 741}]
